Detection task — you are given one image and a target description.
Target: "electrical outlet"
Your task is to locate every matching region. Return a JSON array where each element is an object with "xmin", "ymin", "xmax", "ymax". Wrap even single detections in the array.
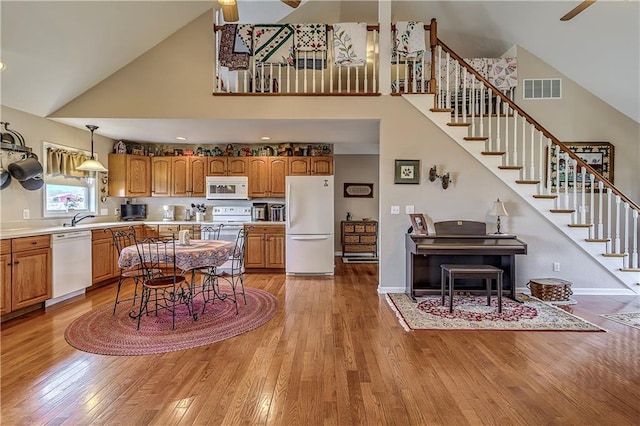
[
  {"xmin": 22, "ymin": 209, "xmax": 30, "ymax": 219},
  {"xmin": 405, "ymin": 205, "xmax": 415, "ymax": 214},
  {"xmin": 114, "ymin": 208, "xmax": 120, "ymax": 215},
  {"xmin": 391, "ymin": 205, "xmax": 400, "ymax": 215},
  {"xmin": 553, "ymin": 262, "xmax": 560, "ymax": 272}
]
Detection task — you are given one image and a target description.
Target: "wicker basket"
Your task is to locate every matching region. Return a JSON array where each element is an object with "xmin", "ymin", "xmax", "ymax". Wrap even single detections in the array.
[{"xmin": 527, "ymin": 278, "xmax": 573, "ymax": 301}]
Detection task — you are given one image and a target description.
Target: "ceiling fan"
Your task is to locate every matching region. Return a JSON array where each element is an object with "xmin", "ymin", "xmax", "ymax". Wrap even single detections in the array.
[
  {"xmin": 560, "ymin": 0, "xmax": 596, "ymax": 21},
  {"xmin": 218, "ymin": 0, "xmax": 301, "ymax": 22}
]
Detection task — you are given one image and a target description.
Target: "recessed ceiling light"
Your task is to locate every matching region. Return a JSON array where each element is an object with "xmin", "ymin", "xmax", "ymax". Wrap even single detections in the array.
[
  {"xmin": 176, "ymin": 136, "xmax": 187, "ymax": 141},
  {"xmin": 261, "ymin": 136, "xmax": 271, "ymax": 141},
  {"xmin": 0, "ymin": 62, "xmax": 5, "ymax": 72}
]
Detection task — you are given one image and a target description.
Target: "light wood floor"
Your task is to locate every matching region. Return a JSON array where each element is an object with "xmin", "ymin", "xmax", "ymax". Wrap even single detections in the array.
[{"xmin": 2, "ymin": 259, "xmax": 640, "ymax": 425}]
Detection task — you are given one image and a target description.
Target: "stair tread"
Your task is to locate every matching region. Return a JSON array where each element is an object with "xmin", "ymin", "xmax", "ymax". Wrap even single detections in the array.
[
  {"xmin": 464, "ymin": 136, "xmax": 488, "ymax": 141},
  {"xmin": 550, "ymin": 209, "xmax": 575, "ymax": 213},
  {"xmin": 533, "ymin": 194, "xmax": 557, "ymax": 199},
  {"xmin": 516, "ymin": 180, "xmax": 539, "ymax": 184},
  {"xmin": 603, "ymin": 253, "xmax": 627, "ymax": 258},
  {"xmin": 481, "ymin": 151, "xmax": 506, "ymax": 155},
  {"xmin": 430, "ymin": 108, "xmax": 453, "ymax": 113},
  {"xmin": 620, "ymin": 268, "xmax": 640, "ymax": 272},
  {"xmin": 568, "ymin": 224, "xmax": 592, "ymax": 228},
  {"xmin": 585, "ymin": 238, "xmax": 610, "ymax": 242},
  {"xmin": 447, "ymin": 122, "xmax": 471, "ymax": 127},
  {"xmin": 499, "ymin": 165, "xmax": 523, "ymax": 170}
]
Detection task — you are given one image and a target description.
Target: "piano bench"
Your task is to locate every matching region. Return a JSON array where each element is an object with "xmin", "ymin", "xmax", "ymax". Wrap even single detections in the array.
[{"xmin": 440, "ymin": 264, "xmax": 504, "ymax": 313}]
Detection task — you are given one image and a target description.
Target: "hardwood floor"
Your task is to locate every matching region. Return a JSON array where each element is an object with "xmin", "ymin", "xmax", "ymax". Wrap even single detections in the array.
[{"xmin": 2, "ymin": 259, "xmax": 639, "ymax": 425}]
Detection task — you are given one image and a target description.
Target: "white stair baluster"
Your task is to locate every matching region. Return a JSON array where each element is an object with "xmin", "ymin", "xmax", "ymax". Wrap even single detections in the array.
[
  {"xmin": 580, "ymin": 166, "xmax": 586, "ymax": 224},
  {"xmin": 632, "ymin": 210, "xmax": 639, "ymax": 269},
  {"xmin": 606, "ymin": 189, "xmax": 613, "ymax": 253},
  {"xmin": 512, "ymin": 111, "xmax": 519, "ymax": 168},
  {"xmin": 571, "ymin": 158, "xmax": 577, "ymax": 223},
  {"xmin": 462, "ymin": 68, "xmax": 467, "ymax": 123},
  {"xmin": 544, "ymin": 138, "xmax": 551, "ymax": 195},
  {"xmin": 537, "ymin": 131, "xmax": 544, "ymax": 194},
  {"xmin": 614, "ymin": 196, "xmax": 621, "ymax": 254},
  {"xmin": 528, "ymin": 126, "xmax": 535, "ymax": 182},
  {"xmin": 623, "ymin": 203, "xmax": 630, "ymax": 268},
  {"xmin": 446, "ymin": 53, "xmax": 451, "ymax": 110},
  {"xmin": 589, "ymin": 174, "xmax": 595, "ymax": 238},
  {"xmin": 597, "ymin": 181, "xmax": 604, "ymax": 239}
]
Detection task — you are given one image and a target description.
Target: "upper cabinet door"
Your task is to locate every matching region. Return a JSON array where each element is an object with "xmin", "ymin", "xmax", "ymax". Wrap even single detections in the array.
[
  {"xmin": 269, "ymin": 158, "xmax": 288, "ymax": 197},
  {"xmin": 171, "ymin": 157, "xmax": 189, "ymax": 197},
  {"xmin": 288, "ymin": 157, "xmax": 311, "ymax": 176},
  {"xmin": 152, "ymin": 157, "xmax": 172, "ymax": 197},
  {"xmin": 311, "ymin": 157, "xmax": 333, "ymax": 175},
  {"xmin": 189, "ymin": 157, "xmax": 207, "ymax": 197},
  {"xmin": 126, "ymin": 155, "xmax": 151, "ymax": 196},
  {"xmin": 207, "ymin": 157, "xmax": 227, "ymax": 176},
  {"xmin": 248, "ymin": 158, "xmax": 270, "ymax": 198},
  {"xmin": 227, "ymin": 157, "xmax": 248, "ymax": 176}
]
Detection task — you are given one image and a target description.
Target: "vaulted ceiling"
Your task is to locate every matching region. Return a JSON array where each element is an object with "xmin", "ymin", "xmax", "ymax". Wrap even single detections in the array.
[{"xmin": 1, "ymin": 0, "xmax": 638, "ymax": 145}]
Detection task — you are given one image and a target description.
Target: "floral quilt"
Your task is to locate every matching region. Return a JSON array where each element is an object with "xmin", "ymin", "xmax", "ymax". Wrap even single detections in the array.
[
  {"xmin": 332, "ymin": 22, "xmax": 368, "ymax": 67},
  {"xmin": 253, "ymin": 24, "xmax": 295, "ymax": 65}
]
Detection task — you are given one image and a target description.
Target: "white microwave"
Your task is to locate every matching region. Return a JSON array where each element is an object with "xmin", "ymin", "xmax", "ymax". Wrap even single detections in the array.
[{"xmin": 205, "ymin": 176, "xmax": 250, "ymax": 200}]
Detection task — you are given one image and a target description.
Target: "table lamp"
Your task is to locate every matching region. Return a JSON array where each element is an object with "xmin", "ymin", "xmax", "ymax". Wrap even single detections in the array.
[{"xmin": 490, "ymin": 198, "xmax": 509, "ymax": 234}]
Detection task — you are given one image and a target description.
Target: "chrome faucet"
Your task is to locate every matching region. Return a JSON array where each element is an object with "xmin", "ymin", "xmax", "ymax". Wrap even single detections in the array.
[{"xmin": 69, "ymin": 213, "xmax": 95, "ymax": 227}]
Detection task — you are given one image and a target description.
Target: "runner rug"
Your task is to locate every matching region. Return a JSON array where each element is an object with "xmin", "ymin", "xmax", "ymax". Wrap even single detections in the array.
[
  {"xmin": 601, "ymin": 312, "xmax": 640, "ymax": 330},
  {"xmin": 386, "ymin": 293, "xmax": 604, "ymax": 332},
  {"xmin": 65, "ymin": 287, "xmax": 278, "ymax": 356}
]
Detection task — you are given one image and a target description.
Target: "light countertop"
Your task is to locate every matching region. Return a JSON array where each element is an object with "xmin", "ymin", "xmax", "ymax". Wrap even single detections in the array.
[{"xmin": 0, "ymin": 220, "xmax": 285, "ymax": 239}]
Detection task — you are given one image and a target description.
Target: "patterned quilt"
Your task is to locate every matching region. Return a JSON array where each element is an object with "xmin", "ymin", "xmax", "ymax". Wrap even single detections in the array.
[
  {"xmin": 218, "ymin": 24, "xmax": 252, "ymax": 71},
  {"xmin": 253, "ymin": 24, "xmax": 295, "ymax": 65},
  {"xmin": 332, "ymin": 22, "xmax": 368, "ymax": 67}
]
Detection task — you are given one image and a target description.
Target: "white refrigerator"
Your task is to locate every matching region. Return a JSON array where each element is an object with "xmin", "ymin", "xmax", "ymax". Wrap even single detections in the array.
[{"xmin": 285, "ymin": 175, "xmax": 335, "ymax": 275}]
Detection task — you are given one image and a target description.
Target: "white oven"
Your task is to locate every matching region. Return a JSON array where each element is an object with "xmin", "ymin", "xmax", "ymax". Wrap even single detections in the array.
[
  {"xmin": 201, "ymin": 206, "xmax": 252, "ymax": 241},
  {"xmin": 206, "ymin": 176, "xmax": 249, "ymax": 200}
]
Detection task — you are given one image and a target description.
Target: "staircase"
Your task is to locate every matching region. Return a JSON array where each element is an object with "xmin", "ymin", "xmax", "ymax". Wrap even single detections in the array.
[{"xmin": 400, "ymin": 42, "xmax": 639, "ymax": 294}]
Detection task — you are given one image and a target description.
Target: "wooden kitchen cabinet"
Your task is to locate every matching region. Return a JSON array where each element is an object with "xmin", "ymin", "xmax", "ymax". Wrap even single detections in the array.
[
  {"xmin": 152, "ymin": 157, "xmax": 172, "ymax": 197},
  {"xmin": 341, "ymin": 220, "xmax": 378, "ymax": 256},
  {"xmin": 170, "ymin": 156, "xmax": 206, "ymax": 197},
  {"xmin": 311, "ymin": 156, "xmax": 333, "ymax": 175},
  {"xmin": 152, "ymin": 156, "xmax": 206, "ymax": 197},
  {"xmin": 244, "ymin": 225, "xmax": 285, "ymax": 269},
  {"xmin": 10, "ymin": 235, "xmax": 52, "ymax": 311},
  {"xmin": 108, "ymin": 154, "xmax": 151, "ymax": 197},
  {"xmin": 1, "ymin": 240, "xmax": 12, "ymax": 315},
  {"xmin": 287, "ymin": 156, "xmax": 333, "ymax": 176},
  {"xmin": 207, "ymin": 157, "xmax": 248, "ymax": 176},
  {"xmin": 92, "ymin": 229, "xmax": 115, "ymax": 284},
  {"xmin": 248, "ymin": 157, "xmax": 288, "ymax": 198}
]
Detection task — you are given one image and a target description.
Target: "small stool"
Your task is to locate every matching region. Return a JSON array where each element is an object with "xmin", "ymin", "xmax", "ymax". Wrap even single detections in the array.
[{"xmin": 441, "ymin": 264, "xmax": 504, "ymax": 313}]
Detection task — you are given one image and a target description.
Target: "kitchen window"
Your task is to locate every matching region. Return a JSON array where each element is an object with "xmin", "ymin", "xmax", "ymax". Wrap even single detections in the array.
[{"xmin": 42, "ymin": 142, "xmax": 97, "ymax": 217}]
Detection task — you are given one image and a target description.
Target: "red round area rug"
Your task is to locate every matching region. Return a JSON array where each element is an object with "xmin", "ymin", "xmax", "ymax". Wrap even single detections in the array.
[{"xmin": 65, "ymin": 287, "xmax": 278, "ymax": 356}]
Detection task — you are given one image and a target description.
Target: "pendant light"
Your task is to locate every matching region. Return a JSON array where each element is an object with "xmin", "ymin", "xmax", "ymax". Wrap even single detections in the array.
[{"xmin": 76, "ymin": 125, "xmax": 108, "ymax": 172}]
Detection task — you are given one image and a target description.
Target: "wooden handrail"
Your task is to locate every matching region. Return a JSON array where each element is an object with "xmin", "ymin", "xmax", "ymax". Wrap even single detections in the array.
[
  {"xmin": 437, "ymin": 38, "xmax": 640, "ymax": 211},
  {"xmin": 213, "ymin": 24, "xmax": 381, "ymax": 32}
]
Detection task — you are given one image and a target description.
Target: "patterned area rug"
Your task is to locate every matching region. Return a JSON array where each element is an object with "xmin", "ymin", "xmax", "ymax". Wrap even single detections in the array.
[
  {"xmin": 65, "ymin": 287, "xmax": 278, "ymax": 356},
  {"xmin": 601, "ymin": 312, "xmax": 640, "ymax": 330},
  {"xmin": 386, "ymin": 293, "xmax": 604, "ymax": 331}
]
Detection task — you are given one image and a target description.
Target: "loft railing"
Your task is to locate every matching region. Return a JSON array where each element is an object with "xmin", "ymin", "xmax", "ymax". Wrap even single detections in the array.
[
  {"xmin": 213, "ymin": 24, "xmax": 381, "ymax": 95},
  {"xmin": 433, "ymin": 40, "xmax": 640, "ymax": 272}
]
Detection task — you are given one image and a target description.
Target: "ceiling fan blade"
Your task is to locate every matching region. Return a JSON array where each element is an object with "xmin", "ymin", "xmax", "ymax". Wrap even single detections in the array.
[
  {"xmin": 560, "ymin": 0, "xmax": 596, "ymax": 21},
  {"xmin": 281, "ymin": 0, "xmax": 301, "ymax": 8}
]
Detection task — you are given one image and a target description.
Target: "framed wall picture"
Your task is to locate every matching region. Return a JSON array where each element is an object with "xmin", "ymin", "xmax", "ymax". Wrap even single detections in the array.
[
  {"xmin": 409, "ymin": 213, "xmax": 428, "ymax": 234},
  {"xmin": 394, "ymin": 159, "xmax": 420, "ymax": 184},
  {"xmin": 343, "ymin": 183, "xmax": 374, "ymax": 198},
  {"xmin": 548, "ymin": 142, "xmax": 614, "ymax": 192}
]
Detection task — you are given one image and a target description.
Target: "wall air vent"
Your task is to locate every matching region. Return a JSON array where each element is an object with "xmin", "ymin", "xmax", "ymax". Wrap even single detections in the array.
[{"xmin": 523, "ymin": 78, "xmax": 562, "ymax": 99}]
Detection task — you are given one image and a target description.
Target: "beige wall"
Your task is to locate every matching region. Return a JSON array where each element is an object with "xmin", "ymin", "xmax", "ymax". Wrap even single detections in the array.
[
  {"xmin": 0, "ymin": 107, "xmax": 118, "ymax": 228},
  {"xmin": 334, "ymin": 154, "xmax": 380, "ymax": 252},
  {"xmin": 516, "ymin": 46, "xmax": 640, "ymax": 202},
  {"xmin": 29, "ymin": 9, "xmax": 639, "ymax": 293}
]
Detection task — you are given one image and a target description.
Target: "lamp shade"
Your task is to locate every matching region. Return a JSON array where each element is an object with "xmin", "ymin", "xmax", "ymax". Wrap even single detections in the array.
[
  {"xmin": 218, "ymin": 0, "xmax": 239, "ymax": 22},
  {"xmin": 76, "ymin": 125, "xmax": 108, "ymax": 172},
  {"xmin": 489, "ymin": 199, "xmax": 509, "ymax": 217}
]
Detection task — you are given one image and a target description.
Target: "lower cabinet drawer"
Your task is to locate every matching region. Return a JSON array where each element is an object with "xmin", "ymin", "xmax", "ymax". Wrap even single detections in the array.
[{"xmin": 344, "ymin": 235, "xmax": 359, "ymax": 243}]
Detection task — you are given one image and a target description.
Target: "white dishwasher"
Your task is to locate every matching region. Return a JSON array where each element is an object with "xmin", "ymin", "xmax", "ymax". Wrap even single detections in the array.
[{"xmin": 46, "ymin": 230, "xmax": 93, "ymax": 307}]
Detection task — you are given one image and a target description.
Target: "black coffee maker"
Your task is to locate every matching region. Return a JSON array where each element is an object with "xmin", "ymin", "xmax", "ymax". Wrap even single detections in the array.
[{"xmin": 252, "ymin": 203, "xmax": 267, "ymax": 221}]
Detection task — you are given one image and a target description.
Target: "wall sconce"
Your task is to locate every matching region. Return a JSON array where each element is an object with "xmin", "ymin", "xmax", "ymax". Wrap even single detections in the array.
[{"xmin": 429, "ymin": 165, "xmax": 451, "ymax": 189}]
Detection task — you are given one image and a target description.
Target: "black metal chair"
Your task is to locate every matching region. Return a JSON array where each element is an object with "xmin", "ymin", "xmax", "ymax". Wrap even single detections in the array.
[
  {"xmin": 201, "ymin": 228, "xmax": 247, "ymax": 315},
  {"xmin": 200, "ymin": 223, "xmax": 224, "ymax": 240},
  {"xmin": 130, "ymin": 235, "xmax": 188, "ymax": 330},
  {"xmin": 105, "ymin": 227, "xmax": 148, "ymax": 315}
]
